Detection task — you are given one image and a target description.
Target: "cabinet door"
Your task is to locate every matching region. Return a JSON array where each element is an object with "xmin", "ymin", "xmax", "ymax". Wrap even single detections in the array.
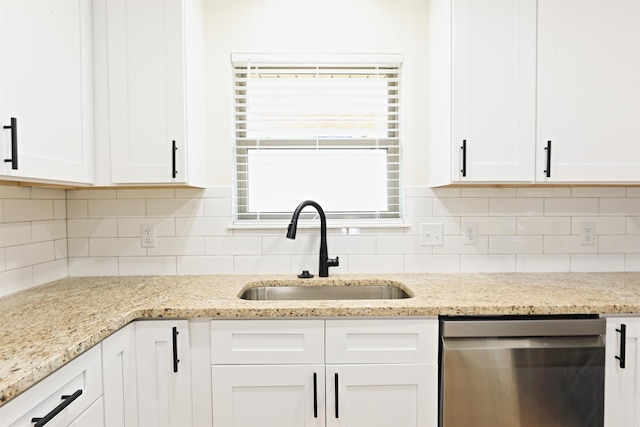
[
  {"xmin": 605, "ymin": 317, "xmax": 640, "ymax": 427},
  {"xmin": 212, "ymin": 365, "xmax": 325, "ymax": 427},
  {"xmin": 102, "ymin": 323, "xmax": 138, "ymax": 427},
  {"xmin": 106, "ymin": 0, "xmax": 187, "ymax": 184},
  {"xmin": 326, "ymin": 364, "xmax": 438, "ymax": 427},
  {"xmin": 135, "ymin": 320, "xmax": 192, "ymax": 427},
  {"xmin": 68, "ymin": 397, "xmax": 104, "ymax": 427},
  {"xmin": 0, "ymin": 0, "xmax": 93, "ymax": 184},
  {"xmin": 537, "ymin": 0, "xmax": 640, "ymax": 182},
  {"xmin": 452, "ymin": 0, "xmax": 536, "ymax": 182}
]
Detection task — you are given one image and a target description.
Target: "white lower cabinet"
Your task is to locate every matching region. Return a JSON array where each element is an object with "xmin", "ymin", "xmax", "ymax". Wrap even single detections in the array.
[
  {"xmin": 605, "ymin": 316, "xmax": 640, "ymax": 427},
  {"xmin": 135, "ymin": 320, "xmax": 193, "ymax": 427},
  {"xmin": 102, "ymin": 322, "xmax": 138, "ymax": 427},
  {"xmin": 211, "ymin": 318, "xmax": 438, "ymax": 427},
  {"xmin": 0, "ymin": 345, "xmax": 104, "ymax": 427}
]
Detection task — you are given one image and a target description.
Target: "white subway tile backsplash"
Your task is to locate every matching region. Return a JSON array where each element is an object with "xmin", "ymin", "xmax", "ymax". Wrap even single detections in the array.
[
  {"xmin": 571, "ymin": 217, "xmax": 626, "ymax": 235},
  {"xmin": 517, "ymin": 217, "xmax": 570, "ymax": 235},
  {"xmin": 119, "ymin": 257, "xmax": 176, "ymax": 275},
  {"xmin": 206, "ymin": 236, "xmax": 262, "ymax": 256},
  {"xmin": 89, "ymin": 199, "xmax": 146, "ymax": 218},
  {"xmin": 6, "ymin": 241, "xmax": 55, "ymax": 270},
  {"xmin": 348, "ymin": 254, "xmax": 405, "ymax": 273},
  {"xmin": 544, "ymin": 236, "xmax": 597, "ymax": 254},
  {"xmin": 545, "ymin": 198, "xmax": 599, "ymax": 216},
  {"xmin": 489, "ymin": 236, "xmax": 543, "ymax": 254},
  {"xmin": 117, "ymin": 218, "xmax": 175, "ymax": 237},
  {"xmin": 147, "ymin": 198, "xmax": 203, "ymax": 217},
  {"xmin": 4, "ymin": 199, "xmax": 54, "ymax": 222},
  {"xmin": 147, "ymin": 237, "xmax": 205, "ymax": 256},
  {"xmin": 177, "ymin": 256, "xmax": 234, "ymax": 275},
  {"xmin": 204, "ymin": 198, "xmax": 232, "ymax": 217},
  {"xmin": 0, "ymin": 247, "xmax": 5, "ymax": 271},
  {"xmin": 490, "ymin": 198, "xmax": 543, "ymax": 216},
  {"xmin": 89, "ymin": 238, "xmax": 146, "ymax": 257},
  {"xmin": 516, "ymin": 187, "xmax": 571, "ymax": 198},
  {"xmin": 0, "ymin": 222, "xmax": 31, "ymax": 247},
  {"xmin": 434, "ymin": 198, "xmax": 488, "ymax": 216},
  {"xmin": 571, "ymin": 254, "xmax": 625, "ymax": 272},
  {"xmin": 516, "ymin": 254, "xmax": 571, "ymax": 272},
  {"xmin": 116, "ymin": 188, "xmax": 175, "ymax": 199},
  {"xmin": 7, "ymin": 183, "xmax": 640, "ymax": 292},
  {"xmin": 461, "ymin": 254, "xmax": 516, "ymax": 272},
  {"xmin": 68, "ymin": 257, "xmax": 118, "ymax": 276},
  {"xmin": 32, "ymin": 220, "xmax": 66, "ymax": 242},
  {"xmin": 600, "ymin": 198, "xmax": 640, "ymax": 216},
  {"xmin": 233, "ymin": 255, "xmax": 290, "ymax": 274},
  {"xmin": 175, "ymin": 217, "xmax": 229, "ymax": 237},
  {"xmin": 404, "ymin": 254, "xmax": 460, "ymax": 273},
  {"xmin": 599, "ymin": 236, "xmax": 640, "ymax": 254}
]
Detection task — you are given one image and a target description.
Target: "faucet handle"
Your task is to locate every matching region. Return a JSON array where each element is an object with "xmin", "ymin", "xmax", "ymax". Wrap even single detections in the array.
[{"xmin": 327, "ymin": 256, "xmax": 339, "ymax": 268}]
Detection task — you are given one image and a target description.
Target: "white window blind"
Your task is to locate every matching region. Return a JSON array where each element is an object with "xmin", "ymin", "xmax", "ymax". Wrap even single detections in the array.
[{"xmin": 232, "ymin": 54, "xmax": 402, "ymax": 221}]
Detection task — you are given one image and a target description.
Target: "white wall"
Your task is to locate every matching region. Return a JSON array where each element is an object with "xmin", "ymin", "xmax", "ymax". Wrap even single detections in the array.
[{"xmin": 203, "ymin": 0, "xmax": 429, "ymax": 186}]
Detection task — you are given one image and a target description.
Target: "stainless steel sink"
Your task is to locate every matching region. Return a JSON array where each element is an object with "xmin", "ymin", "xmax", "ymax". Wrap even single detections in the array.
[{"xmin": 239, "ymin": 281, "xmax": 411, "ymax": 301}]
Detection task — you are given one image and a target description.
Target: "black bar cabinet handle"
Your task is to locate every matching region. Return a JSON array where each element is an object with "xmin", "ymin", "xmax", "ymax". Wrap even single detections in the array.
[
  {"xmin": 616, "ymin": 323, "xmax": 627, "ymax": 369},
  {"xmin": 313, "ymin": 372, "xmax": 318, "ymax": 418},
  {"xmin": 172, "ymin": 326, "xmax": 180, "ymax": 373},
  {"xmin": 334, "ymin": 373, "xmax": 339, "ymax": 418},
  {"xmin": 172, "ymin": 140, "xmax": 178, "ymax": 178},
  {"xmin": 3, "ymin": 117, "xmax": 18, "ymax": 169},
  {"xmin": 544, "ymin": 140, "xmax": 552, "ymax": 178},
  {"xmin": 31, "ymin": 389, "xmax": 83, "ymax": 427},
  {"xmin": 460, "ymin": 139, "xmax": 467, "ymax": 177}
]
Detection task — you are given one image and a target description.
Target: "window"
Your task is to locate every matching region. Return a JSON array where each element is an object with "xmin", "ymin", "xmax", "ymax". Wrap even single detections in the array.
[{"xmin": 233, "ymin": 53, "xmax": 402, "ymax": 222}]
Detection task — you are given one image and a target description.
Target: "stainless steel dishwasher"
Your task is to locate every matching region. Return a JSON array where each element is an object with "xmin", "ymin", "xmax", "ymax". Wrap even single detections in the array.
[{"xmin": 440, "ymin": 316, "xmax": 605, "ymax": 427}]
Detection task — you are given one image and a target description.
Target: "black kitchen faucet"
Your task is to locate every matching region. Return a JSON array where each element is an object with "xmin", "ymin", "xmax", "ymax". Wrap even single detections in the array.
[{"xmin": 286, "ymin": 200, "xmax": 339, "ymax": 277}]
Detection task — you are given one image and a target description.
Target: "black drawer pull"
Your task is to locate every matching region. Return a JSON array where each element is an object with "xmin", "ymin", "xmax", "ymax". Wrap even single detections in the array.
[
  {"xmin": 172, "ymin": 140, "xmax": 178, "ymax": 178},
  {"xmin": 3, "ymin": 117, "xmax": 18, "ymax": 169},
  {"xmin": 172, "ymin": 326, "xmax": 180, "ymax": 373},
  {"xmin": 460, "ymin": 139, "xmax": 467, "ymax": 177},
  {"xmin": 544, "ymin": 140, "xmax": 552, "ymax": 178},
  {"xmin": 616, "ymin": 323, "xmax": 627, "ymax": 369},
  {"xmin": 334, "ymin": 373, "xmax": 339, "ymax": 418},
  {"xmin": 31, "ymin": 389, "xmax": 82, "ymax": 427},
  {"xmin": 313, "ymin": 372, "xmax": 318, "ymax": 418}
]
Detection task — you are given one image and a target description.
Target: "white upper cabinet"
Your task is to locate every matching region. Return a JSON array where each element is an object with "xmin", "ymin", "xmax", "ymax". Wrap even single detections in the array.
[
  {"xmin": 0, "ymin": 0, "xmax": 94, "ymax": 184},
  {"xmin": 536, "ymin": 0, "xmax": 640, "ymax": 182},
  {"xmin": 429, "ymin": 0, "xmax": 537, "ymax": 186},
  {"xmin": 99, "ymin": 0, "xmax": 205, "ymax": 185},
  {"xmin": 430, "ymin": 0, "xmax": 640, "ymax": 186}
]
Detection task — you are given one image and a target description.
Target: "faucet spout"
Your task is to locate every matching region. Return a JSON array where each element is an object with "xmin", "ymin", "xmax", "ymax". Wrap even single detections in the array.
[{"xmin": 286, "ymin": 200, "xmax": 339, "ymax": 277}]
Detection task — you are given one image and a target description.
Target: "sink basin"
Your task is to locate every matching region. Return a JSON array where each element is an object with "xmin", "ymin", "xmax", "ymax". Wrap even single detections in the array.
[{"xmin": 239, "ymin": 281, "xmax": 411, "ymax": 301}]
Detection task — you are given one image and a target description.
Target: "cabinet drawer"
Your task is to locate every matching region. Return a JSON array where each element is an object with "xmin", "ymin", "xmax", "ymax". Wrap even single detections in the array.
[
  {"xmin": 0, "ymin": 345, "xmax": 103, "ymax": 427},
  {"xmin": 211, "ymin": 319, "xmax": 324, "ymax": 364},
  {"xmin": 325, "ymin": 318, "xmax": 438, "ymax": 364}
]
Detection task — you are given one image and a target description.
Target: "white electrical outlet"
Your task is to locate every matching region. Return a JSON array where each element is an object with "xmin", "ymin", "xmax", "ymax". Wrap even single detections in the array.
[
  {"xmin": 463, "ymin": 222, "xmax": 477, "ymax": 245},
  {"xmin": 420, "ymin": 223, "xmax": 444, "ymax": 246},
  {"xmin": 141, "ymin": 224, "xmax": 156, "ymax": 248},
  {"xmin": 581, "ymin": 222, "xmax": 595, "ymax": 246}
]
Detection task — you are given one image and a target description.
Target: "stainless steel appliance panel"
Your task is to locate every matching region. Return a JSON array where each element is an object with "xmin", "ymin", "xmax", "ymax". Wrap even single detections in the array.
[{"xmin": 440, "ymin": 318, "xmax": 605, "ymax": 427}]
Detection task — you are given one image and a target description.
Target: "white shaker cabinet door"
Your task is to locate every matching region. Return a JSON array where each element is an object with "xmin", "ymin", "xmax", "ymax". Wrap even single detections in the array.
[
  {"xmin": 212, "ymin": 365, "xmax": 325, "ymax": 427},
  {"xmin": 605, "ymin": 317, "xmax": 640, "ymax": 427},
  {"xmin": 135, "ymin": 320, "xmax": 193, "ymax": 427},
  {"xmin": 451, "ymin": 0, "xmax": 536, "ymax": 182},
  {"xmin": 102, "ymin": 323, "xmax": 138, "ymax": 427},
  {"xmin": 325, "ymin": 364, "xmax": 438, "ymax": 427},
  {"xmin": 537, "ymin": 0, "xmax": 640, "ymax": 182},
  {"xmin": 0, "ymin": 0, "xmax": 93, "ymax": 184}
]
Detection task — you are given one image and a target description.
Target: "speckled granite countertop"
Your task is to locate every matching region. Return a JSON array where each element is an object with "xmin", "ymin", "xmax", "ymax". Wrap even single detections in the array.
[{"xmin": 2, "ymin": 272, "xmax": 640, "ymax": 406}]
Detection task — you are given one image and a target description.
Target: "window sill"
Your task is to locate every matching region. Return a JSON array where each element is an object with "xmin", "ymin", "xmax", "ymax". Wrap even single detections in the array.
[{"xmin": 228, "ymin": 219, "xmax": 409, "ymax": 232}]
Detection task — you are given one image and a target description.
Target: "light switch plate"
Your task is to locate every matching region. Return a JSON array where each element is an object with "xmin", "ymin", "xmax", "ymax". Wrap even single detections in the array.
[{"xmin": 420, "ymin": 223, "xmax": 444, "ymax": 246}]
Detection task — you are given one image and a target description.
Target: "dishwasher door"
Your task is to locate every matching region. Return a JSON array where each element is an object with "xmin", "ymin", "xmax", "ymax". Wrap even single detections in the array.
[{"xmin": 440, "ymin": 318, "xmax": 605, "ymax": 427}]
